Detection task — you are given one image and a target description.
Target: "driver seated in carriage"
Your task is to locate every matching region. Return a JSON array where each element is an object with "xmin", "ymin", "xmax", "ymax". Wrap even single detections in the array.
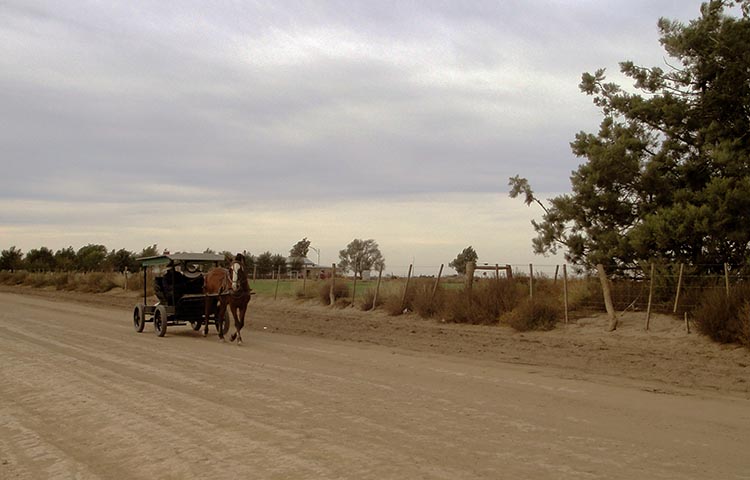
[{"xmin": 155, "ymin": 261, "xmax": 205, "ymax": 305}]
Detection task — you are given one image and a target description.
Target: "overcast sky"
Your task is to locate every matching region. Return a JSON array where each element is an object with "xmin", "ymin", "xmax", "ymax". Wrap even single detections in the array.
[{"xmin": 0, "ymin": 1, "xmax": 710, "ymax": 273}]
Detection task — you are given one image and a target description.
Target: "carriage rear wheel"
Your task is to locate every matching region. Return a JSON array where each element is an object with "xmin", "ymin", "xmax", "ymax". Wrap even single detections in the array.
[
  {"xmin": 215, "ymin": 309, "xmax": 231, "ymax": 335},
  {"xmin": 154, "ymin": 305, "xmax": 168, "ymax": 337},
  {"xmin": 133, "ymin": 304, "xmax": 145, "ymax": 333}
]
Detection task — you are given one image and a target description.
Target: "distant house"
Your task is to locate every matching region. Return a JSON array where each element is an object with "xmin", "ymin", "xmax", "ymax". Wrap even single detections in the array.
[{"xmin": 286, "ymin": 256, "xmax": 333, "ymax": 279}]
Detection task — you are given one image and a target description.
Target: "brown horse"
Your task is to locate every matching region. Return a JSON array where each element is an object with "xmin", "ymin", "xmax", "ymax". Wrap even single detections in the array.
[
  {"xmin": 226, "ymin": 256, "xmax": 253, "ymax": 344},
  {"xmin": 203, "ymin": 254, "xmax": 252, "ymax": 343}
]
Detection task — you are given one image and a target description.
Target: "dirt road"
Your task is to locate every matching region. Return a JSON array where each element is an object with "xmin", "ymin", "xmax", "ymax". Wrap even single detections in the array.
[{"xmin": 1, "ymin": 291, "xmax": 749, "ymax": 479}]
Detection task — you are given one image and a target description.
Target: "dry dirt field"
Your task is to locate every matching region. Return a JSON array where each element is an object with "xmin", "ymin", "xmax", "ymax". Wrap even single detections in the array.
[{"xmin": 1, "ymin": 286, "xmax": 749, "ymax": 479}]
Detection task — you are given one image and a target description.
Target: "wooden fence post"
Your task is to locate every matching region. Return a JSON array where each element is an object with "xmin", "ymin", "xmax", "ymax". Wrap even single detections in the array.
[
  {"xmin": 554, "ymin": 265, "xmax": 559, "ymax": 285},
  {"xmin": 329, "ymin": 263, "xmax": 336, "ymax": 306},
  {"xmin": 466, "ymin": 261, "xmax": 475, "ymax": 299},
  {"xmin": 597, "ymin": 264, "xmax": 617, "ymax": 331},
  {"xmin": 724, "ymin": 263, "xmax": 730, "ymax": 297},
  {"xmin": 685, "ymin": 312, "xmax": 690, "ymax": 334},
  {"xmin": 529, "ymin": 263, "xmax": 534, "ymax": 299},
  {"xmin": 673, "ymin": 263, "xmax": 684, "ymax": 313},
  {"xmin": 645, "ymin": 262, "xmax": 655, "ymax": 331},
  {"xmin": 351, "ymin": 266, "xmax": 358, "ymax": 307},
  {"xmin": 252, "ymin": 265, "xmax": 257, "ymax": 282},
  {"xmin": 302, "ymin": 271, "xmax": 307, "ymax": 298},
  {"xmin": 506, "ymin": 264, "xmax": 513, "ymax": 280},
  {"xmin": 430, "ymin": 264, "xmax": 444, "ymax": 306},
  {"xmin": 400, "ymin": 264, "xmax": 413, "ymax": 312},
  {"xmin": 274, "ymin": 265, "xmax": 281, "ymax": 300},
  {"xmin": 371, "ymin": 265, "xmax": 383, "ymax": 311},
  {"xmin": 563, "ymin": 264, "xmax": 569, "ymax": 325}
]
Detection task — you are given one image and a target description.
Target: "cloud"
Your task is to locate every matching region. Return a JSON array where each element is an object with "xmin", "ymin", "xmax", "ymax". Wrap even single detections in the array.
[
  {"xmin": 0, "ymin": 0, "xmax": 712, "ymax": 264},
  {"xmin": 0, "ymin": 192, "xmax": 565, "ymax": 275}
]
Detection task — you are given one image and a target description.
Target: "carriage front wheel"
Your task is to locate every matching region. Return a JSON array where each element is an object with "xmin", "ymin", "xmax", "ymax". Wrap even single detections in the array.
[
  {"xmin": 133, "ymin": 304, "xmax": 145, "ymax": 333},
  {"xmin": 154, "ymin": 305, "xmax": 168, "ymax": 337},
  {"xmin": 190, "ymin": 318, "xmax": 203, "ymax": 331}
]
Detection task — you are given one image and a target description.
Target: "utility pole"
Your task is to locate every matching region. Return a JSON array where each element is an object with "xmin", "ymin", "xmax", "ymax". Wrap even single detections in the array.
[{"xmin": 309, "ymin": 246, "xmax": 320, "ymax": 266}]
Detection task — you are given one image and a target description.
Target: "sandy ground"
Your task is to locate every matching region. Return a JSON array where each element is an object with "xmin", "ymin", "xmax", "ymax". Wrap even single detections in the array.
[{"xmin": 1, "ymin": 286, "xmax": 749, "ymax": 479}]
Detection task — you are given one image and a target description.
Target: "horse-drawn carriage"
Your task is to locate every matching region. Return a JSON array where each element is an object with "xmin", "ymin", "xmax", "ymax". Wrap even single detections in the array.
[{"xmin": 132, "ymin": 253, "xmax": 231, "ymax": 337}]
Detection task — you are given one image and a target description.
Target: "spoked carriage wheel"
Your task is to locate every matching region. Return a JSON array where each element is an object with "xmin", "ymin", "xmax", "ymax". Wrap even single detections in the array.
[
  {"xmin": 190, "ymin": 318, "xmax": 203, "ymax": 331},
  {"xmin": 154, "ymin": 305, "xmax": 168, "ymax": 337},
  {"xmin": 133, "ymin": 304, "xmax": 145, "ymax": 333}
]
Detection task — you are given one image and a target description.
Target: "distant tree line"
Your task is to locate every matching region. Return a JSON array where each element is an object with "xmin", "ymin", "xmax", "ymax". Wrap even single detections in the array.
[
  {"xmin": 1, "ymin": 239, "xmax": 493, "ymax": 278},
  {"xmin": 0, "ymin": 237, "xmax": 392, "ymax": 278},
  {"xmin": 0, "ymin": 244, "xmax": 155, "ymax": 273}
]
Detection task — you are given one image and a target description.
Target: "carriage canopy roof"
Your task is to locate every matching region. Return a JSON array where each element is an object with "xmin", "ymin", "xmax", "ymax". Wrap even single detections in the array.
[{"xmin": 136, "ymin": 253, "xmax": 225, "ymax": 267}]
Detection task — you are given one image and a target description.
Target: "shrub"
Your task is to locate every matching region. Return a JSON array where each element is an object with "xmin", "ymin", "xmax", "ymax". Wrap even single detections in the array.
[
  {"xmin": 28, "ymin": 273, "xmax": 55, "ymax": 288},
  {"xmin": 441, "ymin": 279, "xmax": 522, "ymax": 324},
  {"xmin": 55, "ymin": 273, "xmax": 76, "ymax": 291},
  {"xmin": 566, "ymin": 277, "xmax": 602, "ymax": 311},
  {"xmin": 413, "ymin": 283, "xmax": 443, "ymax": 318},
  {"xmin": 295, "ymin": 280, "xmax": 320, "ymax": 300},
  {"xmin": 693, "ymin": 285, "xmax": 750, "ymax": 345},
  {"xmin": 359, "ymin": 287, "xmax": 384, "ymax": 311},
  {"xmin": 444, "ymin": 290, "xmax": 495, "ymax": 324},
  {"xmin": 318, "ymin": 280, "xmax": 350, "ymax": 305},
  {"xmin": 383, "ymin": 290, "xmax": 407, "ymax": 316},
  {"xmin": 740, "ymin": 303, "xmax": 750, "ymax": 348},
  {"xmin": 2, "ymin": 271, "xmax": 29, "ymax": 285},
  {"xmin": 387, "ymin": 278, "xmax": 437, "ymax": 317},
  {"xmin": 81, "ymin": 272, "xmax": 119, "ymax": 293},
  {"xmin": 503, "ymin": 297, "xmax": 561, "ymax": 331}
]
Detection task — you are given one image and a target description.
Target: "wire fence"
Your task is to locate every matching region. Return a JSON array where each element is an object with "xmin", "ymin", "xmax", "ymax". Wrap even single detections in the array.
[
  {"xmin": 4, "ymin": 260, "xmax": 745, "ymax": 319},
  {"xmin": 364, "ymin": 261, "xmax": 747, "ymax": 317}
]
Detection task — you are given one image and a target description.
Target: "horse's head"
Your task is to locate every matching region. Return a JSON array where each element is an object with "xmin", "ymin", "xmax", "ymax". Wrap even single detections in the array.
[{"xmin": 231, "ymin": 253, "xmax": 247, "ymax": 291}]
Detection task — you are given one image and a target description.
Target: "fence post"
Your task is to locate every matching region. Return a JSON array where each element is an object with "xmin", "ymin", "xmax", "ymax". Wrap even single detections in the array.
[
  {"xmin": 465, "ymin": 261, "xmax": 476, "ymax": 296},
  {"xmin": 371, "ymin": 265, "xmax": 383, "ymax": 311},
  {"xmin": 645, "ymin": 262, "xmax": 655, "ymax": 331},
  {"xmin": 351, "ymin": 266, "xmax": 358, "ymax": 307},
  {"xmin": 506, "ymin": 264, "xmax": 513, "ymax": 280},
  {"xmin": 430, "ymin": 264, "xmax": 444, "ymax": 306},
  {"xmin": 673, "ymin": 263, "xmax": 684, "ymax": 313},
  {"xmin": 597, "ymin": 264, "xmax": 617, "ymax": 331},
  {"xmin": 554, "ymin": 265, "xmax": 559, "ymax": 285},
  {"xmin": 685, "ymin": 312, "xmax": 691, "ymax": 334},
  {"xmin": 329, "ymin": 263, "xmax": 336, "ymax": 306},
  {"xmin": 302, "ymin": 271, "xmax": 307, "ymax": 298},
  {"xmin": 400, "ymin": 264, "xmax": 413, "ymax": 313},
  {"xmin": 563, "ymin": 264, "xmax": 569, "ymax": 325},
  {"xmin": 724, "ymin": 263, "xmax": 730, "ymax": 297},
  {"xmin": 529, "ymin": 263, "xmax": 534, "ymax": 299},
  {"xmin": 274, "ymin": 265, "xmax": 281, "ymax": 300},
  {"xmin": 253, "ymin": 265, "xmax": 257, "ymax": 282}
]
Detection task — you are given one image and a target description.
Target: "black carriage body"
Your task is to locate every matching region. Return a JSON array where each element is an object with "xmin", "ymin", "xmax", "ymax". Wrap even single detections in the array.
[{"xmin": 132, "ymin": 253, "xmax": 228, "ymax": 336}]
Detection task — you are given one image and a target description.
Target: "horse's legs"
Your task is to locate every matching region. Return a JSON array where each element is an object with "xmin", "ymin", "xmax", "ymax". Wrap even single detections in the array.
[
  {"xmin": 236, "ymin": 303, "xmax": 247, "ymax": 345},
  {"xmin": 217, "ymin": 297, "xmax": 227, "ymax": 342},
  {"xmin": 203, "ymin": 296, "xmax": 210, "ymax": 337},
  {"xmin": 228, "ymin": 302, "xmax": 240, "ymax": 343},
  {"xmin": 230, "ymin": 302, "xmax": 246, "ymax": 345}
]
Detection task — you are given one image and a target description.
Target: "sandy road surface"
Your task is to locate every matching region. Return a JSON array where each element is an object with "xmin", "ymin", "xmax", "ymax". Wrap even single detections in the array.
[{"xmin": 1, "ymin": 291, "xmax": 749, "ymax": 479}]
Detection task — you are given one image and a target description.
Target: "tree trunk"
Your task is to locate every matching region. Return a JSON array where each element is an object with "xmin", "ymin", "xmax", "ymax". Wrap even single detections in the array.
[{"xmin": 597, "ymin": 264, "xmax": 617, "ymax": 331}]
